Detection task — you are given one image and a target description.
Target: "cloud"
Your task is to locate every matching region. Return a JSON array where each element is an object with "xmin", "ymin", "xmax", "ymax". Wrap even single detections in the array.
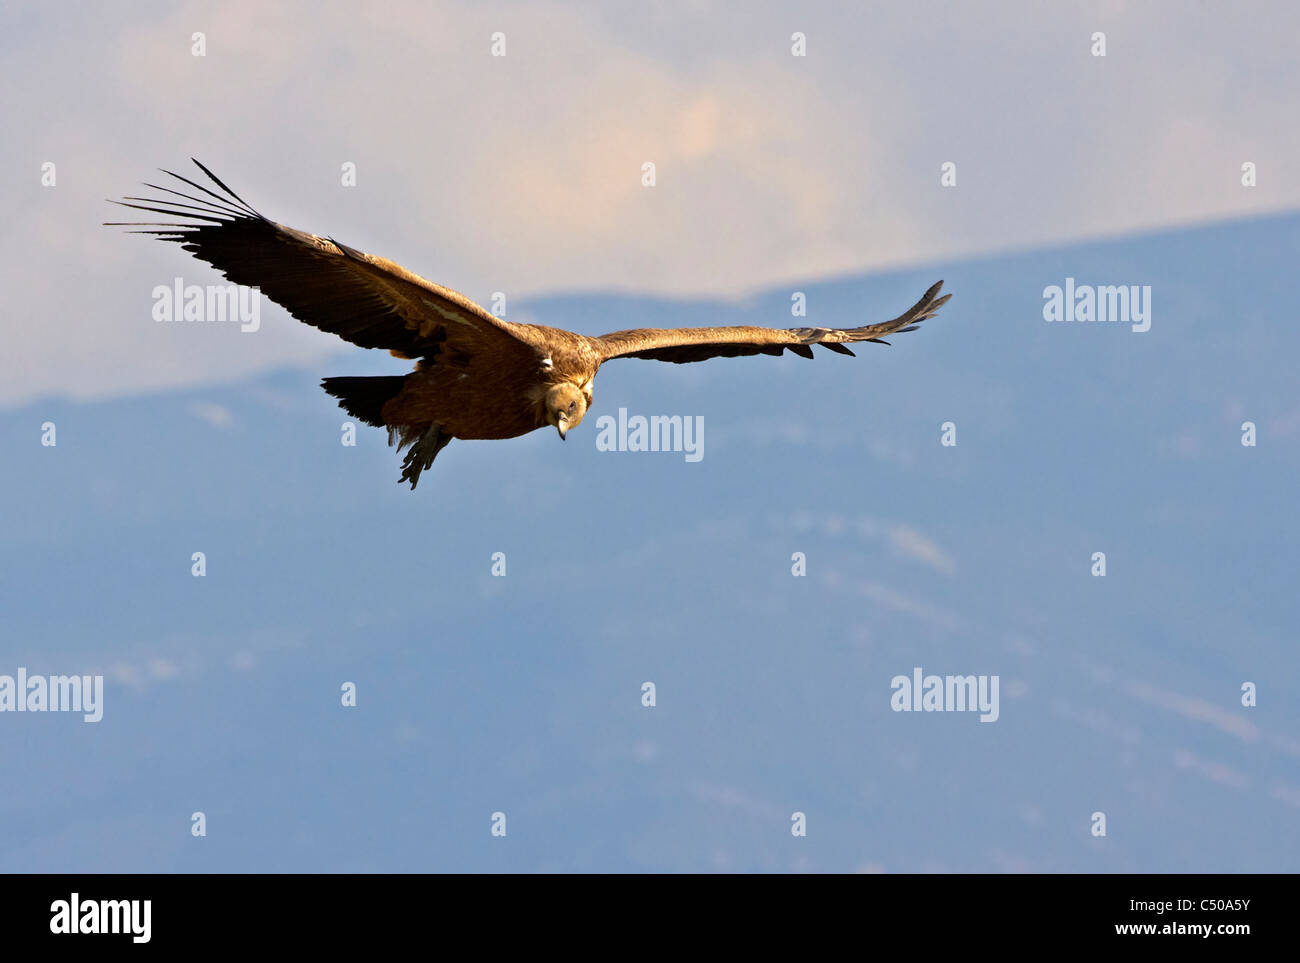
[
  {"xmin": 857, "ymin": 580, "xmax": 960, "ymax": 630},
  {"xmin": 188, "ymin": 402, "xmax": 234, "ymax": 428},
  {"xmin": 691, "ymin": 782, "xmax": 782, "ymax": 823},
  {"xmin": 889, "ymin": 524, "xmax": 956, "ymax": 575},
  {"xmin": 5, "ymin": 0, "xmax": 1300, "ymax": 406},
  {"xmin": 1173, "ymin": 748, "xmax": 1249, "ymax": 790},
  {"xmin": 1270, "ymin": 785, "xmax": 1300, "ymax": 809},
  {"xmin": 103, "ymin": 656, "xmax": 182, "ymax": 692},
  {"xmin": 1126, "ymin": 681, "xmax": 1258, "ymax": 742}
]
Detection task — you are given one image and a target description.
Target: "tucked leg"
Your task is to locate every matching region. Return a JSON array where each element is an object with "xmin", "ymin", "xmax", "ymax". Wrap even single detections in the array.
[{"xmin": 396, "ymin": 424, "xmax": 452, "ymax": 490}]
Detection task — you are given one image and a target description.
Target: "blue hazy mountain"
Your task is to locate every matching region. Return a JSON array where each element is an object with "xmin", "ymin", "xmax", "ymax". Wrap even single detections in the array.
[{"xmin": 2, "ymin": 212, "xmax": 1297, "ymax": 872}]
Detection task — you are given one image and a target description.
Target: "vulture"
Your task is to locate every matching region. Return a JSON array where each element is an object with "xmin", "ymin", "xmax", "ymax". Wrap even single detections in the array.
[{"xmin": 108, "ymin": 161, "xmax": 951, "ymax": 488}]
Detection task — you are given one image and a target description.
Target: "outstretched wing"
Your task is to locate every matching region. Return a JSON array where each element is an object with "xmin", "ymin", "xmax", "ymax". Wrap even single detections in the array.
[
  {"xmin": 595, "ymin": 281, "xmax": 950, "ymax": 364},
  {"xmin": 106, "ymin": 159, "xmax": 539, "ymax": 363}
]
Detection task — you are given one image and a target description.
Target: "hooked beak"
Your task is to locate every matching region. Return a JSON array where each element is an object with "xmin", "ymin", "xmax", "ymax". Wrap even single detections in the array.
[{"xmin": 555, "ymin": 417, "xmax": 568, "ymax": 440}]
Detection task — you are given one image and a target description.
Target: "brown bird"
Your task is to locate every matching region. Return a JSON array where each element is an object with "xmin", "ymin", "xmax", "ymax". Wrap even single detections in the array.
[{"xmin": 108, "ymin": 161, "xmax": 951, "ymax": 488}]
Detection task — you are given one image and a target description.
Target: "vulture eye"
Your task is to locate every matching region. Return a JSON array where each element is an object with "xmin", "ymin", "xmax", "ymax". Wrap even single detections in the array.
[{"xmin": 568, "ymin": 401, "xmax": 578, "ymax": 412}]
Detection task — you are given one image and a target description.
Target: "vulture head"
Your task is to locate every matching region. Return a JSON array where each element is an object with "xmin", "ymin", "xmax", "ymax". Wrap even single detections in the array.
[{"xmin": 544, "ymin": 383, "xmax": 589, "ymax": 440}]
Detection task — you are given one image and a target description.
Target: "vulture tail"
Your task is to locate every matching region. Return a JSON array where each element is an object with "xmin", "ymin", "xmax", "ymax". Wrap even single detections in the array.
[{"xmin": 320, "ymin": 376, "xmax": 406, "ymax": 426}]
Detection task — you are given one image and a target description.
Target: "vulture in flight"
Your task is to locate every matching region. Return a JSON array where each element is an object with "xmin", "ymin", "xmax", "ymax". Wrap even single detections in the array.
[{"xmin": 108, "ymin": 161, "xmax": 951, "ymax": 488}]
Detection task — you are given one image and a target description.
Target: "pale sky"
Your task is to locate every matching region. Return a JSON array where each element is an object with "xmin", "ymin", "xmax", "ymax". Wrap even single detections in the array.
[{"xmin": 3, "ymin": 0, "xmax": 1297, "ymax": 405}]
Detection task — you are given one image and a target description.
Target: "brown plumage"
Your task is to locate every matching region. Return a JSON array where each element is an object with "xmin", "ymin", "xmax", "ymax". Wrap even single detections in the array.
[{"xmin": 108, "ymin": 161, "xmax": 952, "ymax": 488}]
